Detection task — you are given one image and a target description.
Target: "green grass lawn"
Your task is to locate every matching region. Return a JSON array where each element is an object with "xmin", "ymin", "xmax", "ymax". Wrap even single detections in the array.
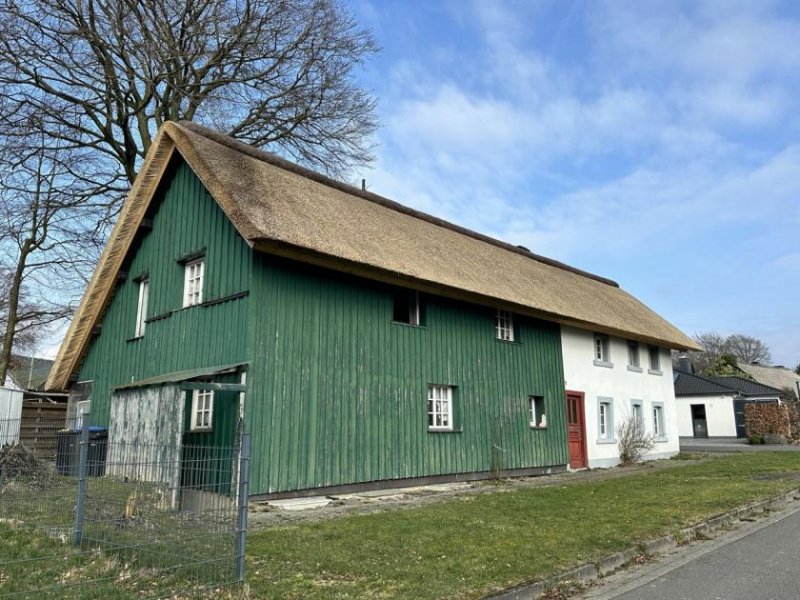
[
  {"xmin": 3, "ymin": 452, "xmax": 800, "ymax": 599},
  {"xmin": 246, "ymin": 452, "xmax": 800, "ymax": 599}
]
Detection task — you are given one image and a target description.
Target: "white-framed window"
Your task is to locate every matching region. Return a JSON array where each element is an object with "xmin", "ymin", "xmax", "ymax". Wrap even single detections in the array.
[
  {"xmin": 648, "ymin": 345, "xmax": 661, "ymax": 373},
  {"xmin": 495, "ymin": 310, "xmax": 515, "ymax": 342},
  {"xmin": 529, "ymin": 396, "xmax": 546, "ymax": 428},
  {"xmin": 597, "ymin": 397, "xmax": 614, "ymax": 441},
  {"xmin": 653, "ymin": 402, "xmax": 665, "ymax": 439},
  {"xmin": 594, "ymin": 334, "xmax": 611, "ymax": 366},
  {"xmin": 627, "ymin": 341, "xmax": 640, "ymax": 368},
  {"xmin": 190, "ymin": 389, "xmax": 214, "ymax": 431},
  {"xmin": 631, "ymin": 400, "xmax": 643, "ymax": 427},
  {"xmin": 183, "ymin": 258, "xmax": 205, "ymax": 307},
  {"xmin": 427, "ymin": 384, "xmax": 453, "ymax": 431},
  {"xmin": 393, "ymin": 289, "xmax": 421, "ymax": 325},
  {"xmin": 134, "ymin": 278, "xmax": 149, "ymax": 338}
]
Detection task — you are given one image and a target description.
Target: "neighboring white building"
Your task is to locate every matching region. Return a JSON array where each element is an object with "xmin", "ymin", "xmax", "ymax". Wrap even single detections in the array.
[
  {"xmin": 673, "ymin": 370, "xmax": 782, "ymax": 439},
  {"xmin": 561, "ymin": 326, "xmax": 680, "ymax": 469}
]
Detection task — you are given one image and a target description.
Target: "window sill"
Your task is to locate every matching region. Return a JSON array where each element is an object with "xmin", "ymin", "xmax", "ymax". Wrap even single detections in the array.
[
  {"xmin": 627, "ymin": 365, "xmax": 643, "ymax": 373},
  {"xmin": 126, "ymin": 336, "xmax": 144, "ymax": 343},
  {"xmin": 146, "ymin": 291, "xmax": 250, "ymax": 323},
  {"xmin": 391, "ymin": 321, "xmax": 426, "ymax": 329},
  {"xmin": 427, "ymin": 428, "xmax": 461, "ymax": 434},
  {"xmin": 190, "ymin": 427, "xmax": 213, "ymax": 433},
  {"xmin": 596, "ymin": 438, "xmax": 617, "ymax": 445},
  {"xmin": 529, "ymin": 425, "xmax": 547, "ymax": 430},
  {"xmin": 654, "ymin": 436, "xmax": 669, "ymax": 443},
  {"xmin": 496, "ymin": 338, "xmax": 522, "ymax": 346},
  {"xmin": 648, "ymin": 369, "xmax": 663, "ymax": 376},
  {"xmin": 593, "ymin": 360, "xmax": 614, "ymax": 369}
]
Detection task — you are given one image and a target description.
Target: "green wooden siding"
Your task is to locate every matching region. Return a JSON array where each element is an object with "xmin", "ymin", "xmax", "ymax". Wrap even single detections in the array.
[
  {"xmin": 246, "ymin": 256, "xmax": 568, "ymax": 495},
  {"xmin": 77, "ymin": 159, "xmax": 252, "ymax": 424}
]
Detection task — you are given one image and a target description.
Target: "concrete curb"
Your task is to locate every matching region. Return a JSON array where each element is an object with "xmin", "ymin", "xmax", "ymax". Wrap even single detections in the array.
[{"xmin": 485, "ymin": 487, "xmax": 800, "ymax": 600}]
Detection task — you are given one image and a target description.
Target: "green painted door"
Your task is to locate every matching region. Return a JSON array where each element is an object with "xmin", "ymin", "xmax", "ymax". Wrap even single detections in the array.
[{"xmin": 181, "ymin": 384, "xmax": 240, "ymax": 495}]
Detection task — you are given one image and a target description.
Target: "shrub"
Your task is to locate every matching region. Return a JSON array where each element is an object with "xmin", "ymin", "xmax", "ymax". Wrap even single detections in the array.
[{"xmin": 618, "ymin": 417, "xmax": 655, "ymax": 466}]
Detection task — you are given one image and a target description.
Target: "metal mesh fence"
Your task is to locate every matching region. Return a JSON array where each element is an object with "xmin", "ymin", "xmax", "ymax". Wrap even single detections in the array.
[{"xmin": 0, "ymin": 416, "xmax": 249, "ymax": 599}]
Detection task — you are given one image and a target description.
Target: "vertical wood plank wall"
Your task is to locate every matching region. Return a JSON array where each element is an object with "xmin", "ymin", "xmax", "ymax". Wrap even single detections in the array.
[
  {"xmin": 78, "ymin": 160, "xmax": 251, "ymax": 423},
  {"xmin": 247, "ymin": 256, "xmax": 569, "ymax": 495}
]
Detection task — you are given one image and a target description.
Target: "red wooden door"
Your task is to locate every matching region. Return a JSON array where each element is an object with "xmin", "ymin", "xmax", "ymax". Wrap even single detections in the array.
[{"xmin": 565, "ymin": 391, "xmax": 587, "ymax": 469}]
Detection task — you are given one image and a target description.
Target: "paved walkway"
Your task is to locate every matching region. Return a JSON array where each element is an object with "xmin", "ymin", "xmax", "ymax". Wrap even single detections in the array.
[
  {"xmin": 248, "ymin": 458, "xmax": 694, "ymax": 527},
  {"xmin": 582, "ymin": 504, "xmax": 800, "ymax": 599},
  {"xmin": 679, "ymin": 437, "xmax": 800, "ymax": 453}
]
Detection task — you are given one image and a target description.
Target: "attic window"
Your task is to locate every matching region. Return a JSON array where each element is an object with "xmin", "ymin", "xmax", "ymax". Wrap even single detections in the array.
[
  {"xmin": 393, "ymin": 290, "xmax": 421, "ymax": 325},
  {"xmin": 648, "ymin": 345, "xmax": 662, "ymax": 374},
  {"xmin": 134, "ymin": 279, "xmax": 149, "ymax": 338},
  {"xmin": 593, "ymin": 334, "xmax": 612, "ymax": 367},
  {"xmin": 183, "ymin": 258, "xmax": 205, "ymax": 307},
  {"xmin": 495, "ymin": 310, "xmax": 515, "ymax": 342}
]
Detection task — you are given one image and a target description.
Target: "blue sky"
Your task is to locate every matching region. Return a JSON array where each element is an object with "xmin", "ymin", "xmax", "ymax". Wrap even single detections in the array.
[{"xmin": 344, "ymin": 0, "xmax": 800, "ymax": 367}]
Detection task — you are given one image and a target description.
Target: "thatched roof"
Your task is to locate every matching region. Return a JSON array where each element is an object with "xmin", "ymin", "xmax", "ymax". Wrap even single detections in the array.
[
  {"xmin": 46, "ymin": 122, "xmax": 700, "ymax": 391},
  {"xmin": 737, "ymin": 363, "xmax": 800, "ymax": 398}
]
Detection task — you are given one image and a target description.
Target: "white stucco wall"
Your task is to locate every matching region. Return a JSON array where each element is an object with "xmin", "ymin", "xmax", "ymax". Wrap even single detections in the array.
[
  {"xmin": 674, "ymin": 394, "xmax": 738, "ymax": 438},
  {"xmin": 561, "ymin": 326, "xmax": 680, "ymax": 468}
]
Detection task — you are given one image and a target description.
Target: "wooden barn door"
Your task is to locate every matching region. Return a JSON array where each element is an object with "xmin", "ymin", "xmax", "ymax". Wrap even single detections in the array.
[{"xmin": 565, "ymin": 391, "xmax": 588, "ymax": 469}]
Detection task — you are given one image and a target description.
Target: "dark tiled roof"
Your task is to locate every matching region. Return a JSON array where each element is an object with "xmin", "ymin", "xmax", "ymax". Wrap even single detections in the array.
[
  {"xmin": 674, "ymin": 370, "xmax": 736, "ymax": 396},
  {"xmin": 710, "ymin": 376, "xmax": 783, "ymax": 397},
  {"xmin": 674, "ymin": 370, "xmax": 784, "ymax": 398}
]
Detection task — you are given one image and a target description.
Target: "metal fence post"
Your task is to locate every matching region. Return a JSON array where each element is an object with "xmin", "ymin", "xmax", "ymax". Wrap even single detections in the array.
[
  {"xmin": 235, "ymin": 433, "xmax": 251, "ymax": 583},
  {"xmin": 73, "ymin": 413, "xmax": 90, "ymax": 546}
]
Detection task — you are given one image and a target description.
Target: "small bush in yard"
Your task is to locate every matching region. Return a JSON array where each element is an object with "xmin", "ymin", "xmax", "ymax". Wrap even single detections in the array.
[
  {"xmin": 748, "ymin": 434, "xmax": 765, "ymax": 445},
  {"xmin": 618, "ymin": 417, "xmax": 655, "ymax": 465}
]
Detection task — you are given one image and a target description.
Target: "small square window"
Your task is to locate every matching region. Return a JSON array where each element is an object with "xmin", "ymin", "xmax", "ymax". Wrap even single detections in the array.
[
  {"xmin": 529, "ymin": 396, "xmax": 546, "ymax": 428},
  {"xmin": 627, "ymin": 341, "xmax": 640, "ymax": 368},
  {"xmin": 496, "ymin": 310, "xmax": 515, "ymax": 342},
  {"xmin": 134, "ymin": 279, "xmax": 149, "ymax": 338},
  {"xmin": 190, "ymin": 389, "xmax": 214, "ymax": 431},
  {"xmin": 427, "ymin": 385, "xmax": 453, "ymax": 431},
  {"xmin": 393, "ymin": 289, "xmax": 421, "ymax": 325},
  {"xmin": 183, "ymin": 258, "xmax": 205, "ymax": 307}
]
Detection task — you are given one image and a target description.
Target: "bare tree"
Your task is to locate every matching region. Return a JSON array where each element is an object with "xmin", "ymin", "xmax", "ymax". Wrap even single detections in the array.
[
  {"xmin": 680, "ymin": 331, "xmax": 772, "ymax": 374},
  {"xmin": 0, "ymin": 0, "xmax": 378, "ymax": 194},
  {"xmin": 725, "ymin": 334, "xmax": 771, "ymax": 365},
  {"xmin": 0, "ymin": 0, "xmax": 378, "ymax": 374},
  {"xmin": 0, "ymin": 131, "xmax": 105, "ymax": 385}
]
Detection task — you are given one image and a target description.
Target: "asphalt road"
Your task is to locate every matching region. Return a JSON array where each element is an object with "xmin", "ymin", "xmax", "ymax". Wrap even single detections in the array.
[{"xmin": 583, "ymin": 506, "xmax": 800, "ymax": 600}]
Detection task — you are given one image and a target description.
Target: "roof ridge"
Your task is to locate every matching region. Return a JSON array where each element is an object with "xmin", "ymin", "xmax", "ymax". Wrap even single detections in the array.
[{"xmin": 176, "ymin": 121, "xmax": 619, "ymax": 288}]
